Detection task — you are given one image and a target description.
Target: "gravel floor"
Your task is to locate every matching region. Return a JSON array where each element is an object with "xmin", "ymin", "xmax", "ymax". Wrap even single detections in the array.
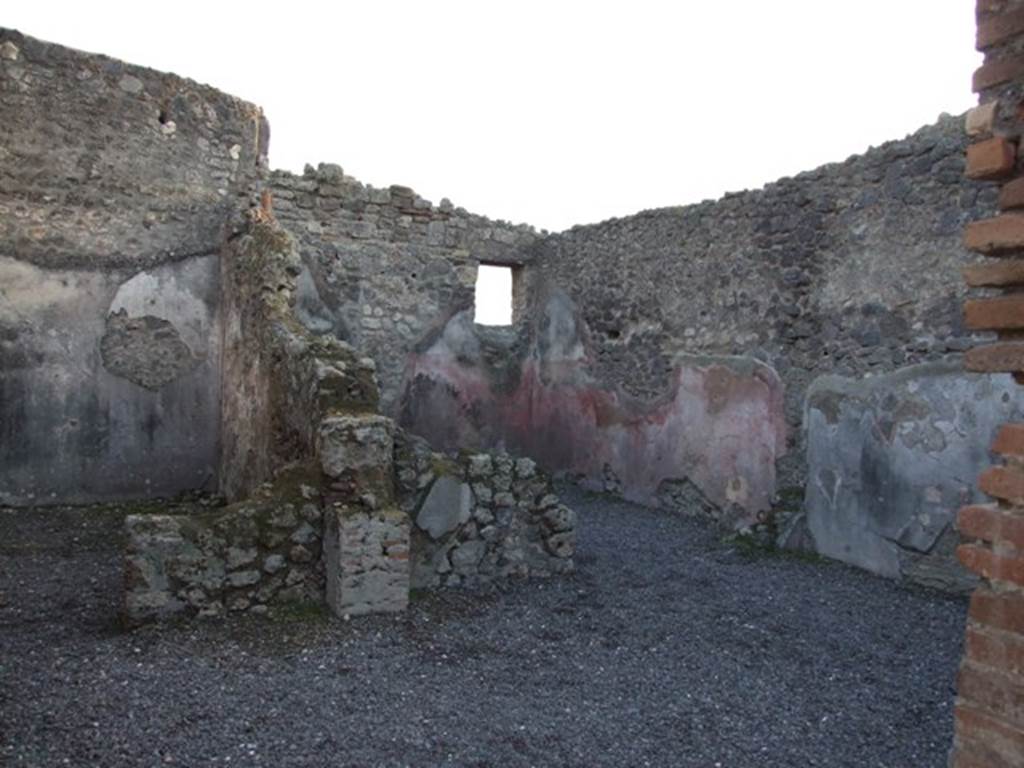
[{"xmin": 0, "ymin": 486, "xmax": 967, "ymax": 768}]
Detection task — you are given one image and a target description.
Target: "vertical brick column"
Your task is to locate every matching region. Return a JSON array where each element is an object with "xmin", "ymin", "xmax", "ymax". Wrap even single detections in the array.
[{"xmin": 954, "ymin": 2, "xmax": 1024, "ymax": 765}]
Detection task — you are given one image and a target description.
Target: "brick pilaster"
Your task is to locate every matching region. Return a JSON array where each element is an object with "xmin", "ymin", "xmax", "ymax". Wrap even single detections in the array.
[{"xmin": 954, "ymin": 5, "xmax": 1024, "ymax": 764}]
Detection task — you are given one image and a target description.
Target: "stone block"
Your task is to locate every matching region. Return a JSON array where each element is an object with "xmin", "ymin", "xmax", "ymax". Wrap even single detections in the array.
[
  {"xmin": 966, "ymin": 102, "xmax": 999, "ymax": 137},
  {"xmin": 324, "ymin": 506, "xmax": 410, "ymax": 617},
  {"xmin": 318, "ymin": 414, "xmax": 395, "ymax": 482},
  {"xmin": 415, "ymin": 476, "xmax": 472, "ymax": 540},
  {"xmin": 450, "ymin": 540, "xmax": 486, "ymax": 572},
  {"xmin": 803, "ymin": 362, "xmax": 1024, "ymax": 590}
]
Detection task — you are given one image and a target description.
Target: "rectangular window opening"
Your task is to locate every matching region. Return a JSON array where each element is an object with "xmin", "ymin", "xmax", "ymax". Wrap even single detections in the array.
[{"xmin": 473, "ymin": 264, "xmax": 514, "ymax": 326}]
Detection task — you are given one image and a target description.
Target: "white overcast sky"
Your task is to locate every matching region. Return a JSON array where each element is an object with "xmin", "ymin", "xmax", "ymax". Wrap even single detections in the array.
[{"xmin": 6, "ymin": 1, "xmax": 980, "ymax": 233}]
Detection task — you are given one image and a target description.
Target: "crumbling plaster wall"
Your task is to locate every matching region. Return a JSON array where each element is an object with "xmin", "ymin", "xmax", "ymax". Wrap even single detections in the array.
[
  {"xmin": 281, "ymin": 116, "xmax": 998, "ymax": 535},
  {"xmin": 0, "ymin": 29, "xmax": 264, "ymax": 504},
  {"xmin": 533, "ymin": 115, "xmax": 997, "ymax": 495}
]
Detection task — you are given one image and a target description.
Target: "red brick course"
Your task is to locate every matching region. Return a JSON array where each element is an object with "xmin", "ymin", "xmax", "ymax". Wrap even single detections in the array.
[
  {"xmin": 964, "ymin": 295, "xmax": 1024, "ymax": 330},
  {"xmin": 963, "ymin": 260, "xmax": 1024, "ymax": 286},
  {"xmin": 965, "ymin": 341, "xmax": 1024, "ymax": 372},
  {"xmin": 966, "ymin": 136, "xmax": 1018, "ymax": 179},
  {"xmin": 970, "ymin": 588, "xmax": 1024, "ymax": 634},
  {"xmin": 980, "ymin": 465, "xmax": 1024, "ymax": 504},
  {"xmin": 978, "ymin": 7, "xmax": 1024, "ymax": 49},
  {"xmin": 966, "ymin": 626, "xmax": 1024, "ymax": 678},
  {"xmin": 974, "ymin": 53, "xmax": 1024, "ymax": 91},
  {"xmin": 994, "ymin": 424, "xmax": 1024, "ymax": 457},
  {"xmin": 999, "ymin": 176, "xmax": 1024, "ymax": 209},
  {"xmin": 958, "ymin": 543, "xmax": 1024, "ymax": 586},
  {"xmin": 964, "ymin": 214, "xmax": 1024, "ymax": 253},
  {"xmin": 954, "ymin": 704, "xmax": 1024, "ymax": 768},
  {"xmin": 958, "ymin": 660, "xmax": 1024, "ymax": 729},
  {"xmin": 959, "ymin": 503, "xmax": 1024, "ymax": 550}
]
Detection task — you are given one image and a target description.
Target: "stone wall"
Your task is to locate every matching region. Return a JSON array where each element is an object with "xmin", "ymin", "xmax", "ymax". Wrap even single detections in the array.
[
  {"xmin": 269, "ymin": 165, "xmax": 537, "ymax": 411},
  {"xmin": 125, "ymin": 214, "xmax": 399, "ymax": 625},
  {"xmin": 124, "ymin": 467, "xmax": 325, "ymax": 624},
  {"xmin": 395, "ymin": 432, "xmax": 576, "ymax": 589},
  {"xmin": 126, "ymin": 214, "xmax": 575, "ymax": 625},
  {"xmin": 0, "ymin": 29, "xmax": 263, "ymax": 504},
  {"xmin": 384, "ymin": 115, "xmax": 999, "ymax": 542},
  {"xmin": 400, "ymin": 317, "xmax": 786, "ymax": 529},
  {"xmin": 218, "ymin": 218, "xmax": 379, "ymax": 502},
  {"xmin": 531, "ymin": 114, "xmax": 996, "ymax": 494}
]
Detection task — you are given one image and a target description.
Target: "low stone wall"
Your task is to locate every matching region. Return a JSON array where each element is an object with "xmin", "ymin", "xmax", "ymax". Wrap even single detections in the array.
[
  {"xmin": 124, "ymin": 436, "xmax": 577, "ymax": 624},
  {"xmin": 395, "ymin": 432, "xmax": 576, "ymax": 589},
  {"xmin": 124, "ymin": 467, "xmax": 325, "ymax": 624}
]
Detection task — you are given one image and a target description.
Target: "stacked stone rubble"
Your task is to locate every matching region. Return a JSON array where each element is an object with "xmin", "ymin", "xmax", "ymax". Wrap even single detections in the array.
[
  {"xmin": 394, "ymin": 432, "xmax": 575, "ymax": 589},
  {"xmin": 124, "ymin": 468, "xmax": 325, "ymax": 624},
  {"xmin": 954, "ymin": 2, "xmax": 1024, "ymax": 764}
]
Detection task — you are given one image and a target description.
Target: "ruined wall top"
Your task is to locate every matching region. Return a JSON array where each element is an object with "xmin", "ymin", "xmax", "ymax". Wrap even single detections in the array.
[{"xmin": 0, "ymin": 28, "xmax": 266, "ymax": 270}]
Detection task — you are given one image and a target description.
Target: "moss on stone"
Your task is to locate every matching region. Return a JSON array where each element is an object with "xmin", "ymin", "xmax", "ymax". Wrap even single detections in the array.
[{"xmin": 270, "ymin": 600, "xmax": 329, "ymax": 623}]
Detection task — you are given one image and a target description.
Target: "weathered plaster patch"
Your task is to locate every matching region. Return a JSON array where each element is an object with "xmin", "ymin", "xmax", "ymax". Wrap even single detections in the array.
[
  {"xmin": 100, "ymin": 310, "xmax": 197, "ymax": 390},
  {"xmin": 108, "ymin": 255, "xmax": 218, "ymax": 354}
]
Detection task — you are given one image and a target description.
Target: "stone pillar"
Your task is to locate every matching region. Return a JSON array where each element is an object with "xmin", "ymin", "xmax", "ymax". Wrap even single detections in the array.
[
  {"xmin": 317, "ymin": 412, "xmax": 412, "ymax": 616},
  {"xmin": 954, "ymin": 2, "xmax": 1024, "ymax": 764},
  {"xmin": 324, "ymin": 506, "xmax": 410, "ymax": 616}
]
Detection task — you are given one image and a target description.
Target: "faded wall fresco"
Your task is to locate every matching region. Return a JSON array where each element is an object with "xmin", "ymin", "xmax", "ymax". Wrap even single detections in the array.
[{"xmin": 399, "ymin": 291, "xmax": 786, "ymax": 526}]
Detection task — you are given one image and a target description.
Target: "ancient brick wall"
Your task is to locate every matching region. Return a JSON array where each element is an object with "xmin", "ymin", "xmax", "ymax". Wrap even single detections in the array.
[
  {"xmin": 953, "ymin": 1, "xmax": 1024, "ymax": 764},
  {"xmin": 0, "ymin": 29, "xmax": 264, "ymax": 504}
]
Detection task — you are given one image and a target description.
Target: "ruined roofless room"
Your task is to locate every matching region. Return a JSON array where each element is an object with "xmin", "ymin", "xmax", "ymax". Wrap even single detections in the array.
[{"xmin": 2, "ymin": 3, "xmax": 1024, "ymax": 766}]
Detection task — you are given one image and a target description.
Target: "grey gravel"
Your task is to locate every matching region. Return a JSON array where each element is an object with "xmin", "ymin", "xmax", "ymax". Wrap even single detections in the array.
[{"xmin": 0, "ymin": 486, "xmax": 966, "ymax": 767}]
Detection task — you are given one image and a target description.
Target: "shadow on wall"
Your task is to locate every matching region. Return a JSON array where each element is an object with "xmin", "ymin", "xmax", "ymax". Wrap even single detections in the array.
[{"xmin": 398, "ymin": 287, "xmax": 787, "ymax": 528}]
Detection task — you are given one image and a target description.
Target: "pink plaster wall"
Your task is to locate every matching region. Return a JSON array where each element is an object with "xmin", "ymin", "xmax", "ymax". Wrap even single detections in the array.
[{"xmin": 399, "ymin": 309, "xmax": 786, "ymax": 525}]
